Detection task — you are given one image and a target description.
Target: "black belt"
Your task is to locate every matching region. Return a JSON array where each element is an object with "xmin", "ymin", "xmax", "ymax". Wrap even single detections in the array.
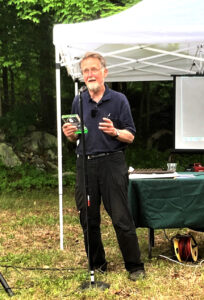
[
  {"xmin": 77, "ymin": 151, "xmax": 123, "ymax": 160},
  {"xmin": 87, "ymin": 151, "xmax": 123, "ymax": 160}
]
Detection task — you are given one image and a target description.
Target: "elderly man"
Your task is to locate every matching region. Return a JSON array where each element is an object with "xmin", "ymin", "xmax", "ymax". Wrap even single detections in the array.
[{"xmin": 62, "ymin": 52, "xmax": 145, "ymax": 281}]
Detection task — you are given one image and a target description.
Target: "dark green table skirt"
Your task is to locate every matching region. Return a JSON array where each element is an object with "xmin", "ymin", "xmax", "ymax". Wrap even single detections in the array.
[{"xmin": 128, "ymin": 173, "xmax": 204, "ymax": 230}]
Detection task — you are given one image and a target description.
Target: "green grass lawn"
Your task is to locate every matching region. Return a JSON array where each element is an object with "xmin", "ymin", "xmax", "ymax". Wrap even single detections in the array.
[{"xmin": 0, "ymin": 189, "xmax": 204, "ymax": 299}]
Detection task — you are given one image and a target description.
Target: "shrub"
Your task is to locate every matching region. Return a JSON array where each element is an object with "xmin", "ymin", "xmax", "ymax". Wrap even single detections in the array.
[{"xmin": 0, "ymin": 163, "xmax": 74, "ymax": 192}]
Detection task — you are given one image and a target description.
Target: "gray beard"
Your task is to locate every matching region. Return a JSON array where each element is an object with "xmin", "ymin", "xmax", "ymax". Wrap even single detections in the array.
[{"xmin": 87, "ymin": 83, "xmax": 101, "ymax": 93}]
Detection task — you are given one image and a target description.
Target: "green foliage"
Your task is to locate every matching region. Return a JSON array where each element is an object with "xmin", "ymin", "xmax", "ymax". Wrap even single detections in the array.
[
  {"xmin": 126, "ymin": 81, "xmax": 174, "ymax": 145},
  {"xmin": 126, "ymin": 147, "xmax": 171, "ymax": 169},
  {"xmin": 0, "ymin": 103, "xmax": 39, "ymax": 145},
  {"xmin": 0, "ymin": 147, "xmax": 203, "ymax": 194},
  {"xmin": 171, "ymin": 152, "xmax": 204, "ymax": 171},
  {"xmin": 125, "ymin": 146, "xmax": 204, "ymax": 171},
  {"xmin": 0, "ymin": 0, "xmax": 143, "ymax": 138},
  {"xmin": 7, "ymin": 0, "xmax": 43, "ymax": 23},
  {"xmin": 7, "ymin": 0, "xmax": 142, "ymax": 23},
  {"xmin": 0, "ymin": 162, "xmax": 74, "ymax": 192}
]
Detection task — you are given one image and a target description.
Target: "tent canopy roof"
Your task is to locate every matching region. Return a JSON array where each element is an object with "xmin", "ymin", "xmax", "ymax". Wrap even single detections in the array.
[{"xmin": 53, "ymin": 0, "xmax": 204, "ymax": 82}]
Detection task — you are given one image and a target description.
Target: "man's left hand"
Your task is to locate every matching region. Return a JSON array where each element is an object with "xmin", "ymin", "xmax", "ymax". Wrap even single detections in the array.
[{"xmin": 98, "ymin": 117, "xmax": 117, "ymax": 137}]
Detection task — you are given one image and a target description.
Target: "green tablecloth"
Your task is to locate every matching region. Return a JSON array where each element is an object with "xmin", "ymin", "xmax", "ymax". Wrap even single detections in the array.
[{"xmin": 128, "ymin": 173, "xmax": 204, "ymax": 230}]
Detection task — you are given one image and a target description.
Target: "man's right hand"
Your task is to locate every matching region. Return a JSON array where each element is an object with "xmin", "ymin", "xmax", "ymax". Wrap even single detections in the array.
[{"xmin": 62, "ymin": 123, "xmax": 78, "ymax": 142}]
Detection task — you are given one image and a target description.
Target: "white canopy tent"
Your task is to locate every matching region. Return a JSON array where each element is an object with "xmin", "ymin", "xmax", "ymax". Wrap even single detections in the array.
[
  {"xmin": 53, "ymin": 0, "xmax": 204, "ymax": 249},
  {"xmin": 53, "ymin": 0, "xmax": 204, "ymax": 82}
]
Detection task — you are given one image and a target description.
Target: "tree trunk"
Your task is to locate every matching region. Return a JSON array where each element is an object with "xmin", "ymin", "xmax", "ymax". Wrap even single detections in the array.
[
  {"xmin": 140, "ymin": 81, "xmax": 150, "ymax": 137},
  {"xmin": 145, "ymin": 82, "xmax": 150, "ymax": 133},
  {"xmin": 2, "ymin": 67, "xmax": 9, "ymax": 112},
  {"xmin": 0, "ymin": 88, "xmax": 2, "ymax": 117},
  {"xmin": 37, "ymin": 16, "xmax": 55, "ymax": 132},
  {"xmin": 9, "ymin": 67, "xmax": 15, "ymax": 104}
]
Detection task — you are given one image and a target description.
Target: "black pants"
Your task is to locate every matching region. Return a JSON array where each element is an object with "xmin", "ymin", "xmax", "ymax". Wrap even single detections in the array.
[{"xmin": 75, "ymin": 151, "xmax": 144, "ymax": 272}]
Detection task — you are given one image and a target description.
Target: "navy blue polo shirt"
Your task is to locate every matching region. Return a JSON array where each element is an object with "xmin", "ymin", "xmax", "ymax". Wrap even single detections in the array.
[{"xmin": 71, "ymin": 84, "xmax": 136, "ymax": 155}]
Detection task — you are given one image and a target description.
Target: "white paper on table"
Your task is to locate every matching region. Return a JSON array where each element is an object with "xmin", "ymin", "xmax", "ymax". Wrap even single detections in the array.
[
  {"xmin": 175, "ymin": 173, "xmax": 196, "ymax": 178},
  {"xmin": 129, "ymin": 172, "xmax": 179, "ymax": 179}
]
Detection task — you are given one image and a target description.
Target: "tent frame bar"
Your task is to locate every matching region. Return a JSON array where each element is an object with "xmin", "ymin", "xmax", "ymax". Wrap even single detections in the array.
[{"xmin": 59, "ymin": 44, "xmax": 204, "ymax": 82}]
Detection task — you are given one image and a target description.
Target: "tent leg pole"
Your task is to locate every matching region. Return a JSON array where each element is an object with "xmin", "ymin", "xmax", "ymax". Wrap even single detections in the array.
[{"xmin": 55, "ymin": 48, "xmax": 64, "ymax": 250}]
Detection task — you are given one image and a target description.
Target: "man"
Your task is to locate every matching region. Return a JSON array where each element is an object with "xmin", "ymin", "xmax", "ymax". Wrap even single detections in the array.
[{"xmin": 62, "ymin": 52, "xmax": 145, "ymax": 281}]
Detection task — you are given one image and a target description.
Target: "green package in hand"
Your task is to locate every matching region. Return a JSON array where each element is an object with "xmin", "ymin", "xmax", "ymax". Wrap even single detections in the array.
[{"xmin": 62, "ymin": 114, "xmax": 88, "ymax": 134}]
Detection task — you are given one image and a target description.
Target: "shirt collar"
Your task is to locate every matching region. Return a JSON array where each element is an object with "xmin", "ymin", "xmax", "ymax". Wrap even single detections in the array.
[{"xmin": 87, "ymin": 84, "xmax": 111, "ymax": 103}]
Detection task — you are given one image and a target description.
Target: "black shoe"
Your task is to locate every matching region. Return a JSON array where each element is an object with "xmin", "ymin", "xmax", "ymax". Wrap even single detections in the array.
[
  {"xmin": 94, "ymin": 262, "xmax": 107, "ymax": 273},
  {"xmin": 129, "ymin": 269, "xmax": 145, "ymax": 281}
]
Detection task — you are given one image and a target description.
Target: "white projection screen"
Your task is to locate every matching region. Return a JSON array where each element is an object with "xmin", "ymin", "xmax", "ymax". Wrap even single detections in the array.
[{"xmin": 175, "ymin": 76, "xmax": 204, "ymax": 151}]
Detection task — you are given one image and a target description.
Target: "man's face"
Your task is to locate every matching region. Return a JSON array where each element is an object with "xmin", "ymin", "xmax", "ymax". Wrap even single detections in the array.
[{"xmin": 81, "ymin": 57, "xmax": 108, "ymax": 93}]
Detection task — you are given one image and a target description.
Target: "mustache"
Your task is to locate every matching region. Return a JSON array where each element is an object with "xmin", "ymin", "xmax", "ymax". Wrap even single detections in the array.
[{"xmin": 88, "ymin": 77, "xmax": 96, "ymax": 82}]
